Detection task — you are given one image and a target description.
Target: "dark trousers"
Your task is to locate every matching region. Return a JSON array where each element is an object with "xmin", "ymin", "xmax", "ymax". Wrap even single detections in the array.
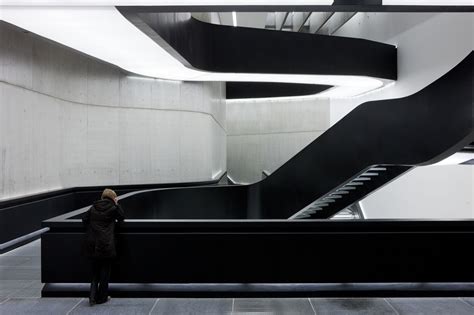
[{"xmin": 89, "ymin": 258, "xmax": 111, "ymax": 302}]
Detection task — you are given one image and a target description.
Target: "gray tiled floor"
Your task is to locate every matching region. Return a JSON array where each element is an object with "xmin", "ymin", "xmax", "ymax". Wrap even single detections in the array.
[
  {"xmin": 310, "ymin": 298, "xmax": 396, "ymax": 315},
  {"xmin": 234, "ymin": 298, "xmax": 314, "ymax": 315},
  {"xmin": 0, "ymin": 240, "xmax": 43, "ymax": 299},
  {"xmin": 1, "ymin": 240, "xmax": 474, "ymax": 314},
  {"xmin": 462, "ymin": 297, "xmax": 474, "ymax": 307},
  {"xmin": 151, "ymin": 298, "xmax": 232, "ymax": 314},
  {"xmin": 0, "ymin": 298, "xmax": 82, "ymax": 314},
  {"xmin": 387, "ymin": 297, "xmax": 474, "ymax": 315},
  {"xmin": 0, "ymin": 255, "xmax": 32, "ymax": 266},
  {"xmin": 71, "ymin": 298, "xmax": 157, "ymax": 315}
]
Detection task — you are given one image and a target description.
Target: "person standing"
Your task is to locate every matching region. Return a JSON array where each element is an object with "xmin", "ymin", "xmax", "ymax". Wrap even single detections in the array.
[{"xmin": 82, "ymin": 188, "xmax": 125, "ymax": 305}]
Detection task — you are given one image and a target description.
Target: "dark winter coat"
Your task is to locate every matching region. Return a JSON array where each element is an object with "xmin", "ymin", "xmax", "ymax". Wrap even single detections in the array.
[{"xmin": 81, "ymin": 198, "xmax": 125, "ymax": 258}]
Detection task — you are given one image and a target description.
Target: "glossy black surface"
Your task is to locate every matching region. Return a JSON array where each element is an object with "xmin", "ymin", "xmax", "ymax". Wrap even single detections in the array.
[
  {"xmin": 127, "ymin": 12, "xmax": 397, "ymax": 81},
  {"xmin": 41, "ymin": 220, "xmax": 474, "ymax": 286},
  {"xmin": 226, "ymin": 82, "xmax": 331, "ymax": 99},
  {"xmin": 111, "ymin": 185, "xmax": 248, "ymax": 220},
  {"xmin": 0, "ymin": 176, "xmax": 224, "ymax": 246},
  {"xmin": 41, "ymin": 283, "xmax": 474, "ymax": 298}
]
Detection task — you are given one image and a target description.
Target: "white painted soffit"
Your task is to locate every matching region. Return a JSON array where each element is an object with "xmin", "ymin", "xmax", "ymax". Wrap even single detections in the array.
[
  {"xmin": 1, "ymin": 0, "xmax": 333, "ymax": 5},
  {"xmin": 0, "ymin": 6, "xmax": 388, "ymax": 98}
]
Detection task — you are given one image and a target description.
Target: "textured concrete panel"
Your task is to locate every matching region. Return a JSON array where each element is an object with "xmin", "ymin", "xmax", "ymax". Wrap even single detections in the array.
[
  {"xmin": 0, "ymin": 84, "xmax": 7, "ymax": 196},
  {"xmin": 0, "ymin": 84, "xmax": 62, "ymax": 197},
  {"xmin": 59, "ymin": 101, "xmax": 88, "ymax": 187},
  {"xmin": 119, "ymin": 74, "xmax": 154, "ymax": 108},
  {"xmin": 228, "ymin": 131, "xmax": 323, "ymax": 183},
  {"xmin": 227, "ymin": 97, "xmax": 330, "ymax": 135},
  {"xmin": 0, "ymin": 22, "xmax": 226, "ymax": 199},
  {"xmin": 226, "ymin": 97, "xmax": 329, "ymax": 183},
  {"xmin": 84, "ymin": 105, "xmax": 120, "ymax": 185},
  {"xmin": 180, "ymin": 80, "xmax": 204, "ymax": 112},
  {"xmin": 152, "ymin": 78, "xmax": 181, "ymax": 110},
  {"xmin": 0, "ymin": 23, "xmax": 33, "ymax": 89},
  {"xmin": 32, "ymin": 37, "xmax": 88, "ymax": 104},
  {"xmin": 179, "ymin": 112, "xmax": 213, "ymax": 181},
  {"xmin": 141, "ymin": 110, "xmax": 182, "ymax": 183},
  {"xmin": 86, "ymin": 59, "xmax": 120, "ymax": 107}
]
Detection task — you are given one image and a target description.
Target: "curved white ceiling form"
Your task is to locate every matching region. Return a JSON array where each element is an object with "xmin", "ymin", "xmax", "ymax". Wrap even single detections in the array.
[
  {"xmin": 1, "ymin": 0, "xmax": 333, "ymax": 6},
  {"xmin": 0, "ymin": 6, "xmax": 387, "ymax": 98}
]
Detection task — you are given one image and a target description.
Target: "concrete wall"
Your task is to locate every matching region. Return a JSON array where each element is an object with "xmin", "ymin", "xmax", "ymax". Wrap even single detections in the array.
[
  {"xmin": 226, "ymin": 97, "xmax": 330, "ymax": 184},
  {"xmin": 0, "ymin": 22, "xmax": 226, "ymax": 200},
  {"xmin": 332, "ymin": 13, "xmax": 473, "ymax": 219}
]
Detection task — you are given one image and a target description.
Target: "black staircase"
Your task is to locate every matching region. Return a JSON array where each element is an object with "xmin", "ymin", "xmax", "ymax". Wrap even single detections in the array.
[{"xmin": 291, "ymin": 165, "xmax": 411, "ymax": 219}]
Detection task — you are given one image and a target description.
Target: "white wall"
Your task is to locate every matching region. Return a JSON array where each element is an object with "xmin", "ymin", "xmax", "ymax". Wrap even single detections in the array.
[
  {"xmin": 226, "ymin": 97, "xmax": 330, "ymax": 183},
  {"xmin": 330, "ymin": 12, "xmax": 473, "ymax": 125},
  {"xmin": 331, "ymin": 13, "xmax": 474, "ymax": 219},
  {"xmin": 362, "ymin": 165, "xmax": 474, "ymax": 219},
  {"xmin": 0, "ymin": 22, "xmax": 226, "ymax": 200}
]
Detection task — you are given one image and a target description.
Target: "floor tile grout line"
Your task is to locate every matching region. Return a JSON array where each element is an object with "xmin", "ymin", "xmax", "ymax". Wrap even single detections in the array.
[
  {"xmin": 5, "ymin": 286, "xmax": 26, "ymax": 299},
  {"xmin": 5, "ymin": 297, "xmax": 39, "ymax": 300},
  {"xmin": 148, "ymin": 298, "xmax": 160, "ymax": 315},
  {"xmin": 66, "ymin": 297, "xmax": 84, "ymax": 315},
  {"xmin": 308, "ymin": 297, "xmax": 317, "ymax": 315},
  {"xmin": 0, "ymin": 298, "xmax": 11, "ymax": 305},
  {"xmin": 384, "ymin": 298, "xmax": 400, "ymax": 315},
  {"xmin": 458, "ymin": 297, "xmax": 473, "ymax": 308}
]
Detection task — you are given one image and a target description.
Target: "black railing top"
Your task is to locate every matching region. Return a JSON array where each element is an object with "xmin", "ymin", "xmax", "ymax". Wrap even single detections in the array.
[{"xmin": 43, "ymin": 217, "xmax": 474, "ymax": 233}]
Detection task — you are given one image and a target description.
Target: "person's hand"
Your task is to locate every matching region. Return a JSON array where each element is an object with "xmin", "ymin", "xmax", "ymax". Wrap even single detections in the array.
[{"xmin": 114, "ymin": 197, "xmax": 118, "ymax": 205}]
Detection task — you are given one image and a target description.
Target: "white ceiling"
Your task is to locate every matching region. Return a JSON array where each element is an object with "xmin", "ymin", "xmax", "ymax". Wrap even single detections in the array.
[
  {"xmin": 218, "ymin": 12, "xmax": 268, "ymax": 29},
  {"xmin": 1, "ymin": 5, "xmax": 389, "ymax": 98}
]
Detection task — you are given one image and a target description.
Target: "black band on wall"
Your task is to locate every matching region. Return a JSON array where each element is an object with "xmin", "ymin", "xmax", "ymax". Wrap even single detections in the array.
[{"xmin": 226, "ymin": 82, "xmax": 332, "ymax": 99}]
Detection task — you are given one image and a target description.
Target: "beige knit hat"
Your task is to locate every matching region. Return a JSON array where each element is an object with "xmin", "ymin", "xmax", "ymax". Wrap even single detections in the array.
[{"xmin": 101, "ymin": 188, "xmax": 117, "ymax": 200}]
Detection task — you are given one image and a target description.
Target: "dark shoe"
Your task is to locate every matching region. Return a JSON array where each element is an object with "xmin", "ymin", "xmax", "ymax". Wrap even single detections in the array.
[
  {"xmin": 96, "ymin": 296, "xmax": 110, "ymax": 305},
  {"xmin": 89, "ymin": 298, "xmax": 96, "ymax": 306}
]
